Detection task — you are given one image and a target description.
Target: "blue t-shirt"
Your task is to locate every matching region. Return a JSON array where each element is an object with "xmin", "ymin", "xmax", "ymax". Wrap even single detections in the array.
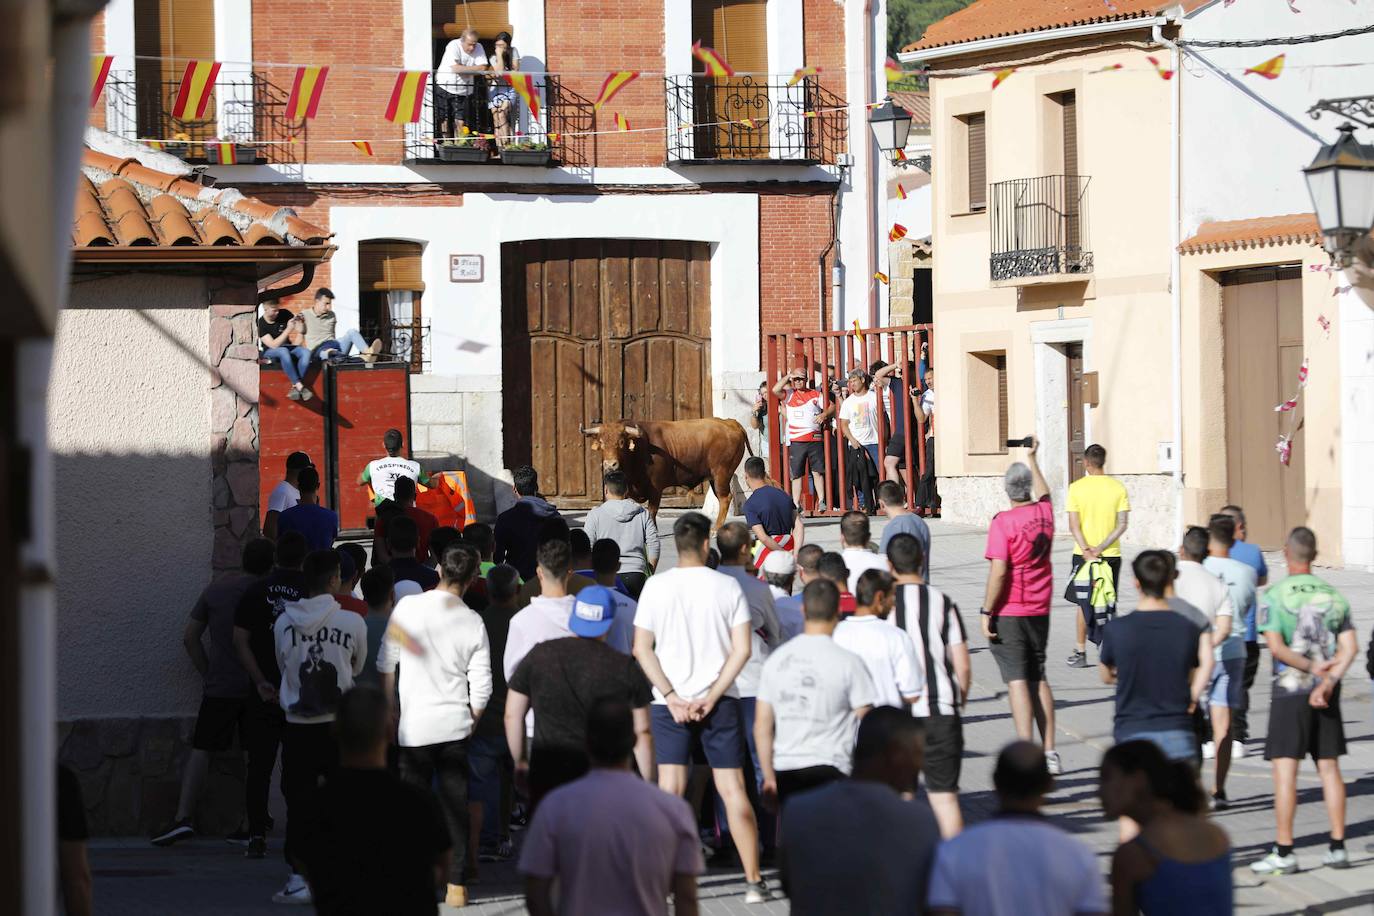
[
  {"xmin": 879, "ymin": 513, "xmax": 931, "ymax": 580},
  {"xmin": 1228, "ymin": 540, "xmax": 1268, "ymax": 641},
  {"xmin": 277, "ymin": 503, "xmax": 339, "ymax": 552},
  {"xmin": 744, "ymin": 485, "xmax": 796, "ymax": 538},
  {"xmin": 1099, "ymin": 610, "xmax": 1205, "ymax": 738}
]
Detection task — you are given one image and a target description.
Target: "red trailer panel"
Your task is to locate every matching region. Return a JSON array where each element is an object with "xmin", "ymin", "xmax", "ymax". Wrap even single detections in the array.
[
  {"xmin": 258, "ymin": 365, "xmax": 329, "ymax": 521},
  {"xmin": 329, "ymin": 363, "xmax": 412, "ymax": 533}
]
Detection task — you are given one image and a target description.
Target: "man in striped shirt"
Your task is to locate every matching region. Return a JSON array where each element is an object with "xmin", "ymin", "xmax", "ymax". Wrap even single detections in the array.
[{"xmin": 885, "ymin": 533, "xmax": 970, "ymax": 838}]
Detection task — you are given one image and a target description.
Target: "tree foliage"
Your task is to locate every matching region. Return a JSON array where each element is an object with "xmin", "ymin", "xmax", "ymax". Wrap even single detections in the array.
[{"xmin": 888, "ymin": 0, "xmax": 979, "ymax": 57}]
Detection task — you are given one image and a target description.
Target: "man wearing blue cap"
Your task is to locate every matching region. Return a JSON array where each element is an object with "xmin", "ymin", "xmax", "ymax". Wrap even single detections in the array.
[{"xmin": 505, "ymin": 585, "xmax": 655, "ymax": 812}]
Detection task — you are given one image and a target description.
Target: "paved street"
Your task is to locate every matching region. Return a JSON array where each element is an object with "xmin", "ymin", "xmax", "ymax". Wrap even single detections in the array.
[{"xmin": 90, "ymin": 513, "xmax": 1374, "ymax": 914}]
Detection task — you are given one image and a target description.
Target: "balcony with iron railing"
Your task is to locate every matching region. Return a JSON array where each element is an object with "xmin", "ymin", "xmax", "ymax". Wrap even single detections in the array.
[
  {"xmin": 401, "ymin": 73, "xmax": 592, "ymax": 167},
  {"xmin": 102, "ymin": 71, "xmax": 306, "ymax": 164},
  {"xmin": 665, "ymin": 74, "xmax": 846, "ymax": 165},
  {"xmin": 988, "ymin": 174, "xmax": 1093, "ymax": 285}
]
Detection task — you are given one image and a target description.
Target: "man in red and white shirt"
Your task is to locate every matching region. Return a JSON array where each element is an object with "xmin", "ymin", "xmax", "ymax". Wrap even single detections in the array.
[{"xmin": 771, "ymin": 366, "xmax": 835, "ymax": 512}]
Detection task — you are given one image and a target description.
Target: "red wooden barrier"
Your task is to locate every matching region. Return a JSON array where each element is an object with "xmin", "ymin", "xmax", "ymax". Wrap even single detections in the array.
[
  {"xmin": 329, "ymin": 362, "xmax": 412, "ymax": 533},
  {"xmin": 258, "ymin": 364, "xmax": 329, "ymax": 519}
]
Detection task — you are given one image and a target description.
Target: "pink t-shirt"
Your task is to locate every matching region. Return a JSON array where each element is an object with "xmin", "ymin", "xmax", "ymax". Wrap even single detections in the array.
[
  {"xmin": 519, "ymin": 769, "xmax": 703, "ymax": 916},
  {"xmin": 985, "ymin": 495, "xmax": 1055, "ymax": 617}
]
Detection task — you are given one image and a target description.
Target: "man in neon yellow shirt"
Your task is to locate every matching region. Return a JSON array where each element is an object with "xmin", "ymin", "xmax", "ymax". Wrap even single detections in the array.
[{"xmin": 1065, "ymin": 444, "xmax": 1129, "ymax": 667}]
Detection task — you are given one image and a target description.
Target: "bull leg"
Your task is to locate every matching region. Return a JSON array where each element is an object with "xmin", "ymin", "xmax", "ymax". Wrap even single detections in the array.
[
  {"xmin": 710, "ymin": 473, "xmax": 733, "ymax": 531},
  {"xmin": 647, "ymin": 492, "xmax": 662, "ymax": 521}
]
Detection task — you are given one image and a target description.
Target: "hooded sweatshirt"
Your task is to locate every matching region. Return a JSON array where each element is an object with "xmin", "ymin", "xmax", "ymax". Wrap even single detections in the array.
[
  {"xmin": 583, "ymin": 498, "xmax": 660, "ymax": 575},
  {"xmin": 493, "ymin": 495, "xmax": 562, "ymax": 580},
  {"xmin": 274, "ymin": 594, "xmax": 368, "ymax": 725}
]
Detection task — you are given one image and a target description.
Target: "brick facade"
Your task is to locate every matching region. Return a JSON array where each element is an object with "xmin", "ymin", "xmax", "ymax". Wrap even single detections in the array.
[{"xmin": 759, "ymin": 190, "xmax": 837, "ymax": 337}]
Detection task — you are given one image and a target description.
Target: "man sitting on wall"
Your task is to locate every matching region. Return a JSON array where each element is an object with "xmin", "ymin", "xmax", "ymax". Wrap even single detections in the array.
[
  {"xmin": 258, "ymin": 300, "xmax": 313, "ymax": 402},
  {"xmin": 301, "ymin": 288, "xmax": 382, "ymax": 366}
]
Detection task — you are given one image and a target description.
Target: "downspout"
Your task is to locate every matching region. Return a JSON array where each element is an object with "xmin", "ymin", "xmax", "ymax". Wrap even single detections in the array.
[
  {"xmin": 820, "ymin": 185, "xmax": 840, "ymax": 331},
  {"xmin": 1154, "ymin": 16, "xmax": 1184, "ymax": 544},
  {"xmin": 257, "ymin": 262, "xmax": 317, "ymax": 303},
  {"xmin": 864, "ymin": 0, "xmax": 878, "ymax": 329}
]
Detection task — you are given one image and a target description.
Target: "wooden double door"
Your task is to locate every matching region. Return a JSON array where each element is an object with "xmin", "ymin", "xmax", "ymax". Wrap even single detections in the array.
[{"xmin": 501, "ymin": 239, "xmax": 713, "ymax": 504}]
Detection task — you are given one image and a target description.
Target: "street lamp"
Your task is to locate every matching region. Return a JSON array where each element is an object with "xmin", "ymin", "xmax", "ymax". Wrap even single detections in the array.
[
  {"xmin": 1303, "ymin": 122, "xmax": 1374, "ymax": 266},
  {"xmin": 868, "ymin": 97, "xmax": 913, "ymax": 155}
]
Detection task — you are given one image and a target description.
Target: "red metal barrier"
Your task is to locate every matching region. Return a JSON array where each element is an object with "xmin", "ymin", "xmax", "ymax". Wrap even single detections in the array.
[{"xmin": 765, "ymin": 324, "xmax": 934, "ymax": 516}]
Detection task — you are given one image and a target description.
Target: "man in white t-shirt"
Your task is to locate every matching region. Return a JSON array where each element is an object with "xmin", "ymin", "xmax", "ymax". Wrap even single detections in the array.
[
  {"xmin": 838, "ymin": 369, "xmax": 882, "ymax": 510},
  {"xmin": 633, "ymin": 512, "xmax": 772, "ymax": 904},
  {"xmin": 265, "ymin": 451, "xmax": 311, "ymax": 541},
  {"xmin": 755, "ymin": 578, "xmax": 874, "ymax": 810},
  {"xmin": 435, "ymin": 28, "xmax": 489, "ymax": 140},
  {"xmin": 834, "ymin": 569, "xmax": 923, "ymax": 710},
  {"xmin": 772, "ymin": 366, "xmax": 835, "ymax": 511},
  {"xmin": 839, "ymin": 511, "xmax": 887, "ymax": 593},
  {"xmin": 359, "ymin": 428, "xmax": 429, "ymax": 506}
]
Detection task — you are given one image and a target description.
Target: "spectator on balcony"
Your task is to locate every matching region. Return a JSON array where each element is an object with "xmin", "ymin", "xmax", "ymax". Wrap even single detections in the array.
[
  {"xmin": 302, "ymin": 288, "xmax": 382, "ymax": 365},
  {"xmin": 487, "ymin": 31, "xmax": 521, "ymax": 147},
  {"xmin": 437, "ymin": 27, "xmax": 489, "ymax": 140},
  {"xmin": 258, "ymin": 300, "xmax": 312, "ymax": 402}
]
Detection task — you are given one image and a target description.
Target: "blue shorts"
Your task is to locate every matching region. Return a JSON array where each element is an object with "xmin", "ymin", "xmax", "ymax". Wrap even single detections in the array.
[
  {"xmin": 1207, "ymin": 657, "xmax": 1246, "ymax": 710},
  {"xmin": 1118, "ymin": 728, "xmax": 1198, "ymax": 765},
  {"xmin": 651, "ymin": 696, "xmax": 746, "ymax": 768}
]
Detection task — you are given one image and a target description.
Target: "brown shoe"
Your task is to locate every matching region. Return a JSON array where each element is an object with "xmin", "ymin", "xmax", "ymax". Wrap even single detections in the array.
[
  {"xmin": 445, "ymin": 884, "xmax": 468, "ymax": 907},
  {"xmin": 361, "ymin": 339, "xmax": 383, "ymax": 364}
]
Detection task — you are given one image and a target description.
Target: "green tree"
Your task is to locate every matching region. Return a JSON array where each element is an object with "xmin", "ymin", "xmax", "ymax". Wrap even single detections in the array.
[{"xmin": 888, "ymin": 0, "xmax": 978, "ymax": 57}]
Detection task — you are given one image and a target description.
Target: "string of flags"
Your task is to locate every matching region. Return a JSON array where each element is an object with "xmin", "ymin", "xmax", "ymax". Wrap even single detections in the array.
[
  {"xmin": 593, "ymin": 71, "xmax": 638, "ymax": 111},
  {"xmin": 1273, "ymin": 358, "xmax": 1309, "ymax": 467},
  {"xmin": 286, "ymin": 66, "xmax": 329, "ymax": 120},
  {"xmin": 1245, "ymin": 53, "xmax": 1285, "ymax": 80}
]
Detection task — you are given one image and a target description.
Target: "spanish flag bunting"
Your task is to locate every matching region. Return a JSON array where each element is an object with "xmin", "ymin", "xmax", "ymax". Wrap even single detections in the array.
[
  {"xmin": 885, "ymin": 57, "xmax": 903, "ymax": 83},
  {"xmin": 678, "ymin": 122, "xmax": 693, "ymax": 132},
  {"xmin": 896, "ymin": 183, "xmax": 907, "ymax": 200},
  {"xmin": 145, "ymin": 139, "xmax": 165, "ymax": 151},
  {"xmin": 287, "ymin": 65, "xmax": 329, "ymax": 120},
  {"xmin": 593, "ymin": 70, "xmax": 639, "ymax": 111},
  {"xmin": 889, "ymin": 223, "xmax": 907, "ymax": 242},
  {"xmin": 90, "ymin": 54, "xmax": 114, "ymax": 108},
  {"xmin": 1147, "ymin": 55, "xmax": 1174, "ymax": 80},
  {"xmin": 991, "ymin": 67, "xmax": 1016, "ymax": 89},
  {"xmin": 385, "ymin": 70, "xmax": 428, "ymax": 123},
  {"xmin": 548, "ymin": 132, "xmax": 561, "ymax": 143},
  {"xmin": 1093, "ymin": 63, "xmax": 1124, "ymax": 73},
  {"xmin": 853, "ymin": 319, "xmax": 864, "ymax": 339},
  {"xmin": 804, "ymin": 110, "xmax": 818, "ymax": 119},
  {"xmin": 209, "ymin": 141, "xmax": 237, "ymax": 164},
  {"xmin": 505, "ymin": 73, "xmax": 541, "ymax": 122},
  {"xmin": 614, "ymin": 112, "xmax": 630, "ymax": 132},
  {"xmin": 1245, "ymin": 53, "xmax": 1285, "ymax": 80},
  {"xmin": 894, "ymin": 148, "xmax": 907, "ymax": 162},
  {"xmin": 352, "ymin": 140, "xmax": 374, "ymax": 156},
  {"xmin": 740, "ymin": 118, "xmax": 756, "ymax": 129},
  {"xmin": 875, "ymin": 271, "xmax": 889, "ymax": 285},
  {"xmin": 787, "ymin": 66, "xmax": 819, "ymax": 87},
  {"xmin": 692, "ymin": 41, "xmax": 735, "ymax": 78},
  {"xmin": 171, "ymin": 60, "xmax": 222, "ymax": 119}
]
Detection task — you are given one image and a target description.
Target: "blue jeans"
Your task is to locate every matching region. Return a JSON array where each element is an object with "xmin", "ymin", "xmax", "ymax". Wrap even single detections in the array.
[
  {"xmin": 467, "ymin": 733, "xmax": 510, "ymax": 847},
  {"xmin": 314, "ymin": 329, "xmax": 371, "ymax": 359},
  {"xmin": 1118, "ymin": 728, "xmax": 1199, "ymax": 765},
  {"xmin": 262, "ymin": 345, "xmax": 311, "ymax": 385}
]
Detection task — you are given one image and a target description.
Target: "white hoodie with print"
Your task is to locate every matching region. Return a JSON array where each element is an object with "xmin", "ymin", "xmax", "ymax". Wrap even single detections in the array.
[{"xmin": 273, "ymin": 594, "xmax": 367, "ymax": 724}]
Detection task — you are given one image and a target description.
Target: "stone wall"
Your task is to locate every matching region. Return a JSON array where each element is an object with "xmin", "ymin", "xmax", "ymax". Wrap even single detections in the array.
[{"xmin": 210, "ymin": 294, "xmax": 263, "ymax": 572}]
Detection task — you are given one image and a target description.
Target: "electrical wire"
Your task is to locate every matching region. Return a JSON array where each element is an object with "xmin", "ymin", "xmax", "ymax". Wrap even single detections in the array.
[{"xmin": 1178, "ymin": 23, "xmax": 1374, "ymax": 49}]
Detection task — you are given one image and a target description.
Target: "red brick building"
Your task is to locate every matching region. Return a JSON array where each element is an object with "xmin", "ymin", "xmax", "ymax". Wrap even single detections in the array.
[{"xmin": 90, "ymin": 0, "xmax": 888, "ymax": 509}]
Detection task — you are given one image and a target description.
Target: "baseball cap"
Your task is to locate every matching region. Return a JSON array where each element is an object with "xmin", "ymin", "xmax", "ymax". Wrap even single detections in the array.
[
  {"xmin": 761, "ymin": 551, "xmax": 795, "ymax": 576},
  {"xmin": 569, "ymin": 585, "xmax": 617, "ymax": 639},
  {"xmin": 286, "ymin": 451, "xmax": 313, "ymax": 471}
]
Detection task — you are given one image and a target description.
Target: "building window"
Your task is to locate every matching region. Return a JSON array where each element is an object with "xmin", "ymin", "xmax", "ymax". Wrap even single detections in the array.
[
  {"xmin": 358, "ymin": 241, "xmax": 427, "ymax": 374},
  {"xmin": 962, "ymin": 112, "xmax": 987, "ymax": 212},
  {"xmin": 432, "ymin": 1, "xmax": 512, "ymax": 64},
  {"xmin": 966, "ymin": 350, "xmax": 1008, "ymax": 454},
  {"xmin": 689, "ymin": 0, "xmax": 769, "ymax": 159},
  {"xmin": 134, "ymin": 0, "xmax": 216, "ymax": 139}
]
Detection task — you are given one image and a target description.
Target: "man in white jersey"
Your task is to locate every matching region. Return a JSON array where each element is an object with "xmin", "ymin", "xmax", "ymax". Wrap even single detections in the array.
[
  {"xmin": 773, "ymin": 366, "xmax": 835, "ymax": 512},
  {"xmin": 358, "ymin": 428, "xmax": 429, "ymax": 506},
  {"xmin": 834, "ymin": 569, "xmax": 923, "ymax": 710}
]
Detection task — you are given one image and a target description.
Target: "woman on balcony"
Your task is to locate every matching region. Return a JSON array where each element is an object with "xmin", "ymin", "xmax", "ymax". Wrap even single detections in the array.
[{"xmin": 487, "ymin": 32, "xmax": 520, "ymax": 148}]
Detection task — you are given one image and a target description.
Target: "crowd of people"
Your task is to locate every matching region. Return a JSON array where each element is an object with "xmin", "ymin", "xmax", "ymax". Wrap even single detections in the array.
[{"xmin": 122, "ymin": 414, "xmax": 1374, "ymax": 916}]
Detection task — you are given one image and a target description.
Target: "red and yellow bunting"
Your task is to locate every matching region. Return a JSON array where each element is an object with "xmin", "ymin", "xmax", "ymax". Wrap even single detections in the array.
[
  {"xmin": 287, "ymin": 65, "xmax": 329, "ymax": 120},
  {"xmin": 739, "ymin": 118, "xmax": 757, "ymax": 129},
  {"xmin": 692, "ymin": 41, "xmax": 735, "ymax": 78},
  {"xmin": 1245, "ymin": 53, "xmax": 1285, "ymax": 80},
  {"xmin": 853, "ymin": 319, "xmax": 864, "ymax": 340},
  {"xmin": 385, "ymin": 71, "xmax": 428, "ymax": 124},
  {"xmin": 208, "ymin": 142, "xmax": 237, "ymax": 164},
  {"xmin": 787, "ymin": 66, "xmax": 819, "ymax": 87},
  {"xmin": 874, "ymin": 272, "xmax": 889, "ymax": 285},
  {"xmin": 991, "ymin": 67, "xmax": 1016, "ymax": 89},
  {"xmin": 885, "ymin": 57, "xmax": 903, "ymax": 83},
  {"xmin": 1147, "ymin": 55, "xmax": 1174, "ymax": 80},
  {"xmin": 593, "ymin": 70, "xmax": 639, "ymax": 111},
  {"xmin": 506, "ymin": 73, "xmax": 541, "ymax": 122},
  {"xmin": 894, "ymin": 148, "xmax": 907, "ymax": 162},
  {"xmin": 613, "ymin": 112, "xmax": 630, "ymax": 132},
  {"xmin": 888, "ymin": 223, "xmax": 908, "ymax": 242},
  {"xmin": 1092, "ymin": 63, "xmax": 1124, "ymax": 73},
  {"xmin": 145, "ymin": 139, "xmax": 165, "ymax": 151},
  {"xmin": 90, "ymin": 54, "xmax": 114, "ymax": 108},
  {"xmin": 896, "ymin": 183, "xmax": 907, "ymax": 200},
  {"xmin": 352, "ymin": 140, "xmax": 374, "ymax": 156},
  {"xmin": 171, "ymin": 60, "xmax": 221, "ymax": 119}
]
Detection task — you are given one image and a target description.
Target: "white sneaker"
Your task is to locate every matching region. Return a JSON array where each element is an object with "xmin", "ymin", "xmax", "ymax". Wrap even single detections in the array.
[
  {"xmin": 1045, "ymin": 750, "xmax": 1062, "ymax": 776},
  {"xmin": 744, "ymin": 880, "xmax": 775, "ymax": 904},
  {"xmin": 1249, "ymin": 848, "xmax": 1298, "ymax": 875},
  {"xmin": 1201, "ymin": 741, "xmax": 1216, "ymax": 760},
  {"xmin": 272, "ymin": 873, "xmax": 312, "ymax": 905},
  {"xmin": 1323, "ymin": 848, "xmax": 1351, "ymax": 870},
  {"xmin": 1231, "ymin": 740, "xmax": 1246, "ymax": 760}
]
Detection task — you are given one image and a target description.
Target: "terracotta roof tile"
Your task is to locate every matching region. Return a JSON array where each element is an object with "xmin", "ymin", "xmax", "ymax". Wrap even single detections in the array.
[
  {"xmin": 904, "ymin": 0, "xmax": 1206, "ymax": 53},
  {"xmin": 890, "ymin": 90, "xmax": 931, "ymax": 127},
  {"xmin": 147, "ymin": 194, "xmax": 202, "ymax": 246},
  {"xmin": 243, "ymin": 223, "xmax": 285, "ymax": 246},
  {"xmin": 1179, "ymin": 214, "xmax": 1321, "ymax": 254},
  {"xmin": 194, "ymin": 210, "xmax": 244, "ymax": 246}
]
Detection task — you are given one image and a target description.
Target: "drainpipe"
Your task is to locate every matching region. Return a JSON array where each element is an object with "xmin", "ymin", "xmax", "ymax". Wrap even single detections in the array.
[
  {"xmin": 1153, "ymin": 16, "xmax": 1184, "ymax": 544},
  {"xmin": 864, "ymin": 0, "xmax": 878, "ymax": 329}
]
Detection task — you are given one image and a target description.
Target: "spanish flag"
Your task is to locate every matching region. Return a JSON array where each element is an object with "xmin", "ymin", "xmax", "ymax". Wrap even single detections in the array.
[
  {"xmin": 875, "ymin": 272, "xmax": 889, "ymax": 285},
  {"xmin": 1093, "ymin": 63, "xmax": 1124, "ymax": 73},
  {"xmin": 1245, "ymin": 53, "xmax": 1285, "ymax": 80},
  {"xmin": 885, "ymin": 57, "xmax": 903, "ymax": 83},
  {"xmin": 804, "ymin": 110, "xmax": 818, "ymax": 119},
  {"xmin": 614, "ymin": 112, "xmax": 630, "ymax": 132},
  {"xmin": 145, "ymin": 139, "xmax": 165, "ymax": 151},
  {"xmin": 853, "ymin": 319, "xmax": 864, "ymax": 340},
  {"xmin": 352, "ymin": 140, "xmax": 374, "ymax": 156},
  {"xmin": 594, "ymin": 70, "xmax": 639, "ymax": 111},
  {"xmin": 894, "ymin": 148, "xmax": 907, "ymax": 162},
  {"xmin": 209, "ymin": 142, "xmax": 237, "ymax": 164},
  {"xmin": 787, "ymin": 66, "xmax": 819, "ymax": 87},
  {"xmin": 1147, "ymin": 55, "xmax": 1174, "ymax": 80},
  {"xmin": 171, "ymin": 60, "xmax": 221, "ymax": 119},
  {"xmin": 739, "ymin": 118, "xmax": 756, "ymax": 129},
  {"xmin": 693, "ymin": 41, "xmax": 735, "ymax": 78},
  {"xmin": 991, "ymin": 67, "xmax": 1016, "ymax": 89},
  {"xmin": 889, "ymin": 223, "xmax": 907, "ymax": 243},
  {"xmin": 505, "ymin": 73, "xmax": 541, "ymax": 122},
  {"xmin": 385, "ymin": 71, "xmax": 429, "ymax": 124},
  {"xmin": 287, "ymin": 65, "xmax": 329, "ymax": 121},
  {"xmin": 896, "ymin": 183, "xmax": 907, "ymax": 200},
  {"xmin": 90, "ymin": 55, "xmax": 114, "ymax": 108}
]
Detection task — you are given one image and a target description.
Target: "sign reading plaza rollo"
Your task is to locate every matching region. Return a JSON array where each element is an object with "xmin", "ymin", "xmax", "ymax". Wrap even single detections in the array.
[{"xmin": 450, "ymin": 254, "xmax": 483, "ymax": 282}]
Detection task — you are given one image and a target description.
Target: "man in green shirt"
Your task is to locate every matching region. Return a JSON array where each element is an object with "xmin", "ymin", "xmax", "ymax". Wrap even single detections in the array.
[{"xmin": 1250, "ymin": 527, "xmax": 1359, "ymax": 876}]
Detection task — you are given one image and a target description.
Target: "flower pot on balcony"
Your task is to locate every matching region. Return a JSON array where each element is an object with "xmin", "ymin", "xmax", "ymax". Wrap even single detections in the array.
[
  {"xmin": 500, "ymin": 148, "xmax": 551, "ymax": 166},
  {"xmin": 163, "ymin": 142, "xmax": 190, "ymax": 159},
  {"xmin": 437, "ymin": 144, "xmax": 489, "ymax": 163},
  {"xmin": 236, "ymin": 144, "xmax": 260, "ymax": 163}
]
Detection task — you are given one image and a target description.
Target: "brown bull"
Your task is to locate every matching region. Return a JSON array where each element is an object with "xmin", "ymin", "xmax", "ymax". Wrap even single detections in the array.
[{"xmin": 580, "ymin": 417, "xmax": 752, "ymax": 530}]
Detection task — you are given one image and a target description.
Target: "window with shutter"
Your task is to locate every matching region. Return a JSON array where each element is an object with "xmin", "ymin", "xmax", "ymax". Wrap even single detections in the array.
[
  {"xmin": 134, "ymin": 0, "xmax": 216, "ymax": 135},
  {"xmin": 692, "ymin": 0, "xmax": 768, "ymax": 73},
  {"xmin": 358, "ymin": 241, "xmax": 426, "ymax": 292},
  {"xmin": 359, "ymin": 241, "xmax": 426, "ymax": 373},
  {"xmin": 966, "ymin": 348, "xmax": 1007, "ymax": 454},
  {"xmin": 1059, "ymin": 92, "xmax": 1078, "ymax": 177},
  {"xmin": 691, "ymin": 0, "xmax": 769, "ymax": 159},
  {"xmin": 996, "ymin": 354, "xmax": 1008, "ymax": 446},
  {"xmin": 433, "ymin": 1, "xmax": 512, "ymax": 62},
  {"xmin": 965, "ymin": 113, "xmax": 986, "ymax": 211}
]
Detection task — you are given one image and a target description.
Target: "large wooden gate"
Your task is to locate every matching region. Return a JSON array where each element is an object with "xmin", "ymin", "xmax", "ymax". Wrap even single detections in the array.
[{"xmin": 501, "ymin": 239, "xmax": 713, "ymax": 504}]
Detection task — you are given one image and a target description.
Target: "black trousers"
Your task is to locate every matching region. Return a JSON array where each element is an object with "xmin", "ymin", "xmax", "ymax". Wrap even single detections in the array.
[
  {"xmin": 400, "ymin": 740, "xmax": 471, "ymax": 886},
  {"xmin": 243, "ymin": 696, "xmax": 284, "ymax": 838},
  {"xmin": 776, "ymin": 765, "xmax": 843, "ymax": 810},
  {"xmin": 621, "ymin": 571, "xmax": 648, "ymax": 601},
  {"xmin": 1233, "ymin": 641, "xmax": 1262, "ymax": 742},
  {"xmin": 281, "ymin": 722, "xmax": 337, "ymax": 871},
  {"xmin": 915, "ymin": 437, "xmax": 941, "ymax": 511}
]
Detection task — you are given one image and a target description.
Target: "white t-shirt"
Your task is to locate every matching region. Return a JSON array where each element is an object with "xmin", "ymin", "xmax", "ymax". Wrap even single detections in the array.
[
  {"xmin": 503, "ymin": 595, "xmax": 575, "ymax": 680},
  {"xmin": 1173, "ymin": 560, "xmax": 1233, "ymax": 659},
  {"xmin": 841, "ymin": 547, "xmax": 888, "ymax": 594},
  {"xmin": 921, "ymin": 389, "xmax": 935, "ymax": 438},
  {"xmin": 267, "ymin": 480, "xmax": 300, "ymax": 515},
  {"xmin": 716, "ymin": 565, "xmax": 782, "ymax": 698},
  {"xmin": 1203, "ymin": 555, "xmax": 1257, "ymax": 663},
  {"xmin": 757, "ymin": 634, "xmax": 874, "ymax": 773},
  {"xmin": 365, "ymin": 455, "xmax": 422, "ymax": 503},
  {"xmin": 437, "ymin": 39, "xmax": 489, "ymax": 93},
  {"xmin": 635, "ymin": 566, "xmax": 751, "ymax": 703},
  {"xmin": 604, "ymin": 591, "xmax": 640, "ymax": 655},
  {"xmin": 888, "ymin": 583, "xmax": 966, "ymax": 717},
  {"xmin": 377, "ymin": 590, "xmax": 493, "ymax": 747},
  {"xmin": 839, "ymin": 390, "xmax": 881, "ymax": 445},
  {"xmin": 833, "ymin": 615, "xmax": 923, "ymax": 709},
  {"xmin": 785, "ymin": 389, "xmax": 826, "ymax": 443},
  {"xmin": 927, "ymin": 818, "xmax": 1106, "ymax": 916}
]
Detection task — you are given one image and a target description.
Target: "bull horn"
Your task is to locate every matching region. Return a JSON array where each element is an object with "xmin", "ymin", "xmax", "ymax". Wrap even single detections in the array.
[
  {"xmin": 625, "ymin": 425, "xmax": 644, "ymax": 438},
  {"xmin": 580, "ymin": 424, "xmax": 601, "ymax": 436}
]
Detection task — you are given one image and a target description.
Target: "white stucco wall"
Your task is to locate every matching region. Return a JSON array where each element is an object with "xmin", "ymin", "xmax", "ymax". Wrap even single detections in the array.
[
  {"xmin": 52, "ymin": 276, "xmax": 213, "ymax": 719},
  {"xmin": 1341, "ymin": 281, "xmax": 1374, "ymax": 570}
]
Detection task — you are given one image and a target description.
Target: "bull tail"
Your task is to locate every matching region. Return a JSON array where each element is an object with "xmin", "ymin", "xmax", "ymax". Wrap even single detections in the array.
[{"xmin": 743, "ymin": 431, "xmax": 756, "ymax": 458}]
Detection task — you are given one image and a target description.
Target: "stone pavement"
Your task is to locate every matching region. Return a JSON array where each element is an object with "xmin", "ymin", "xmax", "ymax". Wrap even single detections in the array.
[{"xmin": 89, "ymin": 513, "xmax": 1374, "ymax": 914}]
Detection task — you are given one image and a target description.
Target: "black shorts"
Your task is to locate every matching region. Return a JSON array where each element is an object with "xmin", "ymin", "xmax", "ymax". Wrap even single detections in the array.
[
  {"xmin": 884, "ymin": 433, "xmax": 912, "ymax": 461},
  {"xmin": 989, "ymin": 615, "xmax": 1050, "ymax": 683},
  {"xmin": 193, "ymin": 696, "xmax": 248, "ymax": 752},
  {"xmin": 921, "ymin": 713, "xmax": 963, "ymax": 792},
  {"xmin": 652, "ymin": 697, "xmax": 745, "ymax": 768},
  {"xmin": 1265, "ymin": 688, "xmax": 1347, "ymax": 761},
  {"xmin": 776, "ymin": 765, "xmax": 844, "ymax": 808},
  {"xmin": 788, "ymin": 440, "xmax": 824, "ymax": 479}
]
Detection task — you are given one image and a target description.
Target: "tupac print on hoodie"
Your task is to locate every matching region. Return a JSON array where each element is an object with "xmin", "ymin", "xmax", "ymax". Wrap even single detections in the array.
[{"xmin": 274, "ymin": 593, "xmax": 367, "ymax": 724}]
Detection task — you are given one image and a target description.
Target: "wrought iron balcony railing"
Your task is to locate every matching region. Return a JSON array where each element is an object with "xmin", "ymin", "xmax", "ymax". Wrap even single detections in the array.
[
  {"xmin": 665, "ymin": 74, "xmax": 846, "ymax": 164},
  {"xmin": 102, "ymin": 71, "xmax": 306, "ymax": 164},
  {"xmin": 360, "ymin": 316, "xmax": 431, "ymax": 374},
  {"xmin": 989, "ymin": 175, "xmax": 1093, "ymax": 282},
  {"xmin": 402, "ymin": 73, "xmax": 591, "ymax": 167}
]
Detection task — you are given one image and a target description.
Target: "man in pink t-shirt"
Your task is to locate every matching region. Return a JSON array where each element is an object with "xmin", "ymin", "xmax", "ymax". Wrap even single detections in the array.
[{"xmin": 980, "ymin": 438, "xmax": 1062, "ymax": 775}]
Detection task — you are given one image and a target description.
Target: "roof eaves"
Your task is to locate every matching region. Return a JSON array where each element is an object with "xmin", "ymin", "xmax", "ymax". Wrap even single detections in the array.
[{"xmin": 899, "ymin": 13, "xmax": 1167, "ymax": 62}]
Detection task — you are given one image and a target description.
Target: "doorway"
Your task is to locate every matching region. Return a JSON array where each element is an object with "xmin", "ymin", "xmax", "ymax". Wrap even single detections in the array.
[{"xmin": 1066, "ymin": 342, "xmax": 1085, "ymax": 483}]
